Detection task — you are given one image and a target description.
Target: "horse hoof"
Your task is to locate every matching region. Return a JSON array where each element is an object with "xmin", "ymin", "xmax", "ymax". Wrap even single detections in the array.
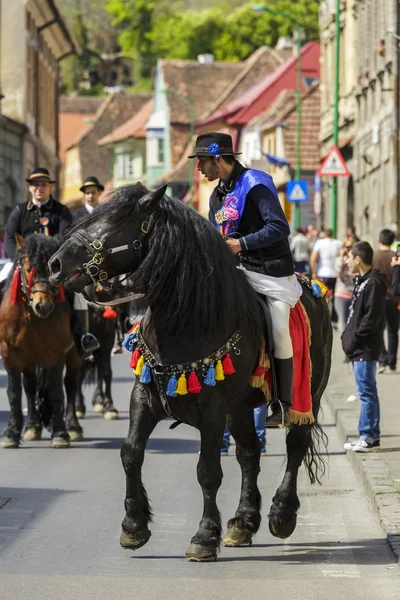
[
  {"xmin": 75, "ymin": 410, "xmax": 85, "ymax": 419},
  {"xmin": 120, "ymin": 528, "xmax": 151, "ymax": 550},
  {"xmin": 23, "ymin": 427, "xmax": 42, "ymax": 442},
  {"xmin": 51, "ymin": 434, "xmax": 71, "ymax": 449},
  {"xmin": 185, "ymin": 543, "xmax": 217, "ymax": 562},
  {"xmin": 268, "ymin": 514, "xmax": 297, "ymax": 539},
  {"xmin": 0, "ymin": 436, "xmax": 20, "ymax": 449},
  {"xmin": 68, "ymin": 429, "xmax": 84, "ymax": 442},
  {"xmin": 104, "ymin": 410, "xmax": 119, "ymax": 421},
  {"xmin": 93, "ymin": 403, "xmax": 104, "ymax": 414},
  {"xmin": 222, "ymin": 525, "xmax": 253, "ymax": 547}
]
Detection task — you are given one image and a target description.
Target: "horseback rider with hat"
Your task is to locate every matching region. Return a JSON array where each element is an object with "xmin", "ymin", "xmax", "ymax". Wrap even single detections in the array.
[
  {"xmin": 189, "ymin": 133, "xmax": 302, "ymax": 427},
  {"xmin": 2, "ymin": 167, "xmax": 99, "ymax": 357},
  {"xmin": 73, "ymin": 176, "xmax": 104, "ymax": 220}
]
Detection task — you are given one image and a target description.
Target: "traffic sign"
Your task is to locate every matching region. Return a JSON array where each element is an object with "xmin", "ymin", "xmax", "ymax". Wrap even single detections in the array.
[
  {"xmin": 286, "ymin": 180, "xmax": 308, "ymax": 203},
  {"xmin": 318, "ymin": 145, "xmax": 350, "ymax": 177}
]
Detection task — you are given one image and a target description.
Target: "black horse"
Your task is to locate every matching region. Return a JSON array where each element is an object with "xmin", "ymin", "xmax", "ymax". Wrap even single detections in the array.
[{"xmin": 48, "ymin": 183, "xmax": 332, "ymax": 561}]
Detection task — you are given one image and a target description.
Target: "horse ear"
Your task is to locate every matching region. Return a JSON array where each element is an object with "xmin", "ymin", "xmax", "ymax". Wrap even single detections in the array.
[
  {"xmin": 15, "ymin": 234, "xmax": 24, "ymax": 250},
  {"xmin": 138, "ymin": 184, "xmax": 167, "ymax": 212}
]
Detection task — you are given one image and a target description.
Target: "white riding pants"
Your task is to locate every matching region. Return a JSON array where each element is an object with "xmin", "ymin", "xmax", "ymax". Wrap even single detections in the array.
[{"xmin": 266, "ymin": 298, "xmax": 293, "ymax": 359}]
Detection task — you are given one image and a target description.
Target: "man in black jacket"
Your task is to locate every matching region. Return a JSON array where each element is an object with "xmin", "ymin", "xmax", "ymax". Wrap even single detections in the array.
[{"xmin": 342, "ymin": 241, "xmax": 386, "ymax": 452}]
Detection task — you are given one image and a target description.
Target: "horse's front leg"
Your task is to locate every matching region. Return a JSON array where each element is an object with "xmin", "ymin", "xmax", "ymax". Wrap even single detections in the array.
[
  {"xmin": 46, "ymin": 363, "xmax": 70, "ymax": 448},
  {"xmin": 269, "ymin": 424, "xmax": 312, "ymax": 539},
  {"xmin": 1, "ymin": 365, "xmax": 23, "ymax": 448},
  {"xmin": 92, "ymin": 358, "xmax": 106, "ymax": 415},
  {"xmin": 185, "ymin": 402, "xmax": 225, "ymax": 562},
  {"xmin": 64, "ymin": 349, "xmax": 84, "ymax": 441},
  {"xmin": 102, "ymin": 352, "xmax": 119, "ymax": 421},
  {"xmin": 22, "ymin": 370, "xmax": 42, "ymax": 441},
  {"xmin": 222, "ymin": 407, "xmax": 262, "ymax": 547},
  {"xmin": 120, "ymin": 383, "xmax": 159, "ymax": 550},
  {"xmin": 75, "ymin": 363, "xmax": 86, "ymax": 419}
]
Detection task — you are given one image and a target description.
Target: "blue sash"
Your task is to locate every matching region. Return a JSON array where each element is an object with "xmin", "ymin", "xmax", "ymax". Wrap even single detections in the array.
[{"xmin": 211, "ymin": 170, "xmax": 279, "ymax": 236}]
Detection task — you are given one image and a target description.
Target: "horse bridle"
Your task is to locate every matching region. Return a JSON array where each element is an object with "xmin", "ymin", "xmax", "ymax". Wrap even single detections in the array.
[
  {"xmin": 19, "ymin": 262, "xmax": 59, "ymax": 306},
  {"xmin": 71, "ymin": 218, "xmax": 150, "ymax": 291}
]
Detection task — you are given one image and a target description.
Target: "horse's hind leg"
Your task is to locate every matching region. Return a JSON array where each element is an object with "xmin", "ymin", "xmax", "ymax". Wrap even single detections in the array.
[
  {"xmin": 101, "ymin": 351, "xmax": 119, "ymax": 421},
  {"xmin": 64, "ymin": 349, "xmax": 84, "ymax": 442},
  {"xmin": 120, "ymin": 384, "xmax": 158, "ymax": 550},
  {"xmin": 268, "ymin": 424, "xmax": 312, "ymax": 539},
  {"xmin": 47, "ymin": 363, "xmax": 70, "ymax": 448},
  {"xmin": 22, "ymin": 370, "xmax": 42, "ymax": 441},
  {"xmin": 185, "ymin": 403, "xmax": 225, "ymax": 562},
  {"xmin": 222, "ymin": 408, "xmax": 262, "ymax": 547},
  {"xmin": 75, "ymin": 363, "xmax": 86, "ymax": 419},
  {"xmin": 1, "ymin": 366, "xmax": 23, "ymax": 448}
]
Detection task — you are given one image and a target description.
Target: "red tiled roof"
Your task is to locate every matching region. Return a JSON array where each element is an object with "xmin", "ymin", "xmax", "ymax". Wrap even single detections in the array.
[
  {"xmin": 60, "ymin": 96, "xmax": 104, "ymax": 114},
  {"xmin": 59, "ymin": 112, "xmax": 95, "ymax": 163},
  {"xmin": 200, "ymin": 42, "xmax": 320, "ymax": 127},
  {"xmin": 98, "ymin": 99, "xmax": 153, "ymax": 146}
]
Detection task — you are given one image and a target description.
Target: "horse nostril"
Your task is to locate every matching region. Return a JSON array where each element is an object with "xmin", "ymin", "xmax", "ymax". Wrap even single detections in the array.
[{"xmin": 50, "ymin": 258, "xmax": 61, "ymax": 275}]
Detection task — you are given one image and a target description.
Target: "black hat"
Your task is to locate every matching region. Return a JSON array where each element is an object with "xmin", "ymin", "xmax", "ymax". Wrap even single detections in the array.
[
  {"xmin": 188, "ymin": 132, "xmax": 242, "ymax": 159},
  {"xmin": 25, "ymin": 167, "xmax": 56, "ymax": 184},
  {"xmin": 80, "ymin": 176, "xmax": 105, "ymax": 192}
]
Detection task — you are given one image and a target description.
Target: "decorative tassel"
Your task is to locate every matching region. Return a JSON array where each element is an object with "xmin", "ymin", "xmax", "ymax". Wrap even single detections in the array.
[
  {"xmin": 204, "ymin": 364, "xmax": 216, "ymax": 386},
  {"xmin": 139, "ymin": 362, "xmax": 152, "ymax": 384},
  {"xmin": 130, "ymin": 322, "xmax": 141, "ymax": 333},
  {"xmin": 188, "ymin": 371, "xmax": 202, "ymax": 394},
  {"xmin": 166, "ymin": 375, "xmax": 178, "ymax": 397},
  {"xmin": 215, "ymin": 360, "xmax": 225, "ymax": 381},
  {"xmin": 252, "ymin": 365, "xmax": 265, "ymax": 377},
  {"xmin": 250, "ymin": 364, "xmax": 266, "ymax": 388},
  {"xmin": 10, "ymin": 267, "xmax": 22, "ymax": 305},
  {"xmin": 123, "ymin": 332, "xmax": 138, "ymax": 352},
  {"xmin": 129, "ymin": 347, "xmax": 141, "ymax": 369},
  {"xmin": 103, "ymin": 306, "xmax": 118, "ymax": 319},
  {"xmin": 260, "ymin": 352, "xmax": 270, "ymax": 369},
  {"xmin": 176, "ymin": 373, "xmax": 188, "ymax": 395},
  {"xmin": 222, "ymin": 353, "xmax": 235, "ymax": 375},
  {"xmin": 55, "ymin": 285, "xmax": 65, "ymax": 303},
  {"xmin": 134, "ymin": 354, "xmax": 145, "ymax": 377},
  {"xmin": 26, "ymin": 268, "xmax": 35, "ymax": 297}
]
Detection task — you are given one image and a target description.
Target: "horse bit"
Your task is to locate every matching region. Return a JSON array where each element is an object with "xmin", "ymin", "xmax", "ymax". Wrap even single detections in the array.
[{"xmin": 71, "ymin": 219, "xmax": 150, "ymax": 290}]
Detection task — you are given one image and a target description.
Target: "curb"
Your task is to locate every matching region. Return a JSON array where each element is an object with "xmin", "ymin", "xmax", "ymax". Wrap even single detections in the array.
[{"xmin": 323, "ymin": 389, "xmax": 400, "ymax": 563}]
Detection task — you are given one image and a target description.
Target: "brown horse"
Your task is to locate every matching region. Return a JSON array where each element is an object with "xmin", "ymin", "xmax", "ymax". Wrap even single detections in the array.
[{"xmin": 0, "ymin": 234, "xmax": 83, "ymax": 448}]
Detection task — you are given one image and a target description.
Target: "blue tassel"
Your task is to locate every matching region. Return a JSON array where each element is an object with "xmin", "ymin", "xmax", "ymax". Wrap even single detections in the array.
[
  {"xmin": 204, "ymin": 364, "xmax": 216, "ymax": 386},
  {"xmin": 166, "ymin": 375, "xmax": 178, "ymax": 397},
  {"xmin": 139, "ymin": 362, "xmax": 152, "ymax": 384},
  {"xmin": 122, "ymin": 332, "xmax": 137, "ymax": 351}
]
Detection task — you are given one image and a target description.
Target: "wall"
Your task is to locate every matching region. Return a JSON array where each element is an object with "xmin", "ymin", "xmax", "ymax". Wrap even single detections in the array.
[{"xmin": 0, "ymin": 116, "xmax": 25, "ymax": 228}]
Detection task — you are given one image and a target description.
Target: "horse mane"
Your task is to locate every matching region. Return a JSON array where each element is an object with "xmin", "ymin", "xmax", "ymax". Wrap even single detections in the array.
[
  {"xmin": 79, "ymin": 184, "xmax": 262, "ymax": 339},
  {"xmin": 7, "ymin": 235, "xmax": 60, "ymax": 286}
]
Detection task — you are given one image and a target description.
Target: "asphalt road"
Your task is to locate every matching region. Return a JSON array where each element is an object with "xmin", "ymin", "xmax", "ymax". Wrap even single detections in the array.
[{"xmin": 0, "ymin": 354, "xmax": 399, "ymax": 600}]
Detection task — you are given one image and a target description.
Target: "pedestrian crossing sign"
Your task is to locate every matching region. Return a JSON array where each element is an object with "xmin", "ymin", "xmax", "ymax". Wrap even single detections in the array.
[
  {"xmin": 286, "ymin": 180, "xmax": 308, "ymax": 203},
  {"xmin": 318, "ymin": 145, "xmax": 350, "ymax": 177}
]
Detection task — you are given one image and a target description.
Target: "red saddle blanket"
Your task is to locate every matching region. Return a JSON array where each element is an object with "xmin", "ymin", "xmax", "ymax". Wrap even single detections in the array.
[{"xmin": 251, "ymin": 300, "xmax": 313, "ymax": 425}]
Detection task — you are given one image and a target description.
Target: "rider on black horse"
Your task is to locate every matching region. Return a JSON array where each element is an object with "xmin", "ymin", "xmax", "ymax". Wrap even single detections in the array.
[
  {"xmin": 1, "ymin": 167, "xmax": 99, "ymax": 357},
  {"xmin": 189, "ymin": 132, "xmax": 302, "ymax": 427}
]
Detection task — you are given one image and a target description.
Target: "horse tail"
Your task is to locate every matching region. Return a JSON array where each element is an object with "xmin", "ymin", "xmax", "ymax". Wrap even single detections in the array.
[
  {"xmin": 303, "ymin": 420, "xmax": 328, "ymax": 485},
  {"xmin": 35, "ymin": 365, "xmax": 53, "ymax": 430},
  {"xmin": 83, "ymin": 359, "xmax": 97, "ymax": 386}
]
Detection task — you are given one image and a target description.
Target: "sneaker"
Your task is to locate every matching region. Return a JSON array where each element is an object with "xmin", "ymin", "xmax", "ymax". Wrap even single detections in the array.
[
  {"xmin": 389, "ymin": 365, "xmax": 397, "ymax": 372},
  {"xmin": 377, "ymin": 364, "xmax": 386, "ymax": 374},
  {"xmin": 344, "ymin": 439, "xmax": 380, "ymax": 452}
]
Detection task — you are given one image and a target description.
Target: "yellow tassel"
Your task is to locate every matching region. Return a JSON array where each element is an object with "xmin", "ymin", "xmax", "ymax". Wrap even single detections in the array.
[
  {"xmin": 215, "ymin": 360, "xmax": 225, "ymax": 381},
  {"xmin": 261, "ymin": 353, "xmax": 270, "ymax": 369},
  {"xmin": 134, "ymin": 355, "xmax": 145, "ymax": 377},
  {"xmin": 176, "ymin": 373, "xmax": 188, "ymax": 395},
  {"xmin": 250, "ymin": 374, "xmax": 264, "ymax": 388}
]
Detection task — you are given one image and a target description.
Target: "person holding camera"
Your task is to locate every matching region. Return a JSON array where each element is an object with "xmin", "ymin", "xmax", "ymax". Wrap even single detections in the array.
[{"xmin": 372, "ymin": 229, "xmax": 400, "ymax": 373}]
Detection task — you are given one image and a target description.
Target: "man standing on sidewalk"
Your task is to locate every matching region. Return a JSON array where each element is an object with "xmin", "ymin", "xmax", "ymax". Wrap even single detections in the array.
[
  {"xmin": 310, "ymin": 229, "xmax": 342, "ymax": 328},
  {"xmin": 342, "ymin": 242, "xmax": 387, "ymax": 452},
  {"xmin": 373, "ymin": 229, "xmax": 400, "ymax": 373}
]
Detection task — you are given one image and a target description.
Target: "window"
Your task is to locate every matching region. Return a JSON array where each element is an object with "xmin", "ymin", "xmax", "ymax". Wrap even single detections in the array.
[
  {"xmin": 157, "ymin": 138, "xmax": 164, "ymax": 164},
  {"xmin": 116, "ymin": 153, "xmax": 133, "ymax": 179}
]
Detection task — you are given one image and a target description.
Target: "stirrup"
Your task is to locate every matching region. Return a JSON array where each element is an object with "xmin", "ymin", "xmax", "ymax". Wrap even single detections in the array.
[
  {"xmin": 266, "ymin": 399, "xmax": 289, "ymax": 429},
  {"xmin": 81, "ymin": 333, "xmax": 100, "ymax": 354}
]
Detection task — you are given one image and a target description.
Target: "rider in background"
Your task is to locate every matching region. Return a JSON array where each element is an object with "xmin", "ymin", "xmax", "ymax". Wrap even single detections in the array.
[
  {"xmin": 3, "ymin": 167, "xmax": 99, "ymax": 357},
  {"xmin": 189, "ymin": 132, "xmax": 302, "ymax": 428}
]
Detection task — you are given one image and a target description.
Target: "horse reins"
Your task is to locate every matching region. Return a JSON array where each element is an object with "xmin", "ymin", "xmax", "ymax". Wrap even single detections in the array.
[{"xmin": 18, "ymin": 262, "xmax": 59, "ymax": 305}]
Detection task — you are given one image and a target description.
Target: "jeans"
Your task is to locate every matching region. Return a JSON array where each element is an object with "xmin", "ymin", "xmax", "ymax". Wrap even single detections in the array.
[
  {"xmin": 335, "ymin": 297, "xmax": 352, "ymax": 334},
  {"xmin": 222, "ymin": 404, "xmax": 267, "ymax": 449},
  {"xmin": 353, "ymin": 360, "xmax": 380, "ymax": 444},
  {"xmin": 321, "ymin": 277, "xmax": 338, "ymax": 324},
  {"xmin": 379, "ymin": 299, "xmax": 399, "ymax": 368}
]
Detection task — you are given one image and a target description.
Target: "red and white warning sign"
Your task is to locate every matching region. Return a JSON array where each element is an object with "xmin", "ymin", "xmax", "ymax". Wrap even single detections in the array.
[{"xmin": 317, "ymin": 145, "xmax": 350, "ymax": 177}]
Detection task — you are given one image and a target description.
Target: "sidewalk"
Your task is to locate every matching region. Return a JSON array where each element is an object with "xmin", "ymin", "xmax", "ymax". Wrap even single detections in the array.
[{"xmin": 324, "ymin": 332, "xmax": 400, "ymax": 561}]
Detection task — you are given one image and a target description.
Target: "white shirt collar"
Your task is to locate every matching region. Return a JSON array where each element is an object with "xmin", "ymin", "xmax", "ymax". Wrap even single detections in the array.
[
  {"xmin": 85, "ymin": 203, "xmax": 95, "ymax": 214},
  {"xmin": 31, "ymin": 196, "xmax": 51, "ymax": 208}
]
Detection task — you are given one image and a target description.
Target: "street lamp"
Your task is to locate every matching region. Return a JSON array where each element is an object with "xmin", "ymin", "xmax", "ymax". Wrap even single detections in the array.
[
  {"xmin": 161, "ymin": 88, "xmax": 196, "ymax": 204},
  {"xmin": 253, "ymin": 4, "xmax": 303, "ymax": 228}
]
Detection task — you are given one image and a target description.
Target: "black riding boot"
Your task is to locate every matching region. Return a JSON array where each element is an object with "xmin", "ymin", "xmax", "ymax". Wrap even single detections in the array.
[
  {"xmin": 266, "ymin": 357, "xmax": 293, "ymax": 428},
  {"xmin": 71, "ymin": 309, "xmax": 100, "ymax": 356}
]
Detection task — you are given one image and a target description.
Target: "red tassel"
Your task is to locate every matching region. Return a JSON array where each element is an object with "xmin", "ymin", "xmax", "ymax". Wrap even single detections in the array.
[
  {"xmin": 103, "ymin": 306, "xmax": 118, "ymax": 319},
  {"xmin": 129, "ymin": 347, "xmax": 141, "ymax": 369},
  {"xmin": 55, "ymin": 285, "xmax": 65, "ymax": 303},
  {"xmin": 26, "ymin": 267, "xmax": 35, "ymax": 297},
  {"xmin": 222, "ymin": 353, "xmax": 235, "ymax": 375},
  {"xmin": 252, "ymin": 365, "xmax": 265, "ymax": 377},
  {"xmin": 188, "ymin": 371, "xmax": 202, "ymax": 394},
  {"xmin": 10, "ymin": 268, "xmax": 22, "ymax": 305}
]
